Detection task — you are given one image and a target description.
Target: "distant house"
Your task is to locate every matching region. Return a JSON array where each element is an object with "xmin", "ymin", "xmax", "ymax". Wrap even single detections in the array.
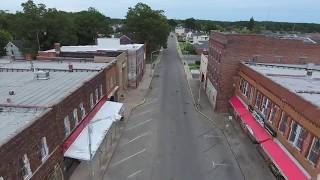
[
  {"xmin": 5, "ymin": 41, "xmax": 24, "ymax": 60},
  {"xmin": 119, "ymin": 35, "xmax": 133, "ymax": 45},
  {"xmin": 175, "ymin": 26, "xmax": 185, "ymax": 36},
  {"xmin": 193, "ymin": 41, "xmax": 209, "ymax": 55}
]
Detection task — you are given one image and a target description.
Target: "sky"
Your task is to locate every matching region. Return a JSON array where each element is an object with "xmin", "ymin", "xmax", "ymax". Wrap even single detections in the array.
[{"xmin": 2, "ymin": 0, "xmax": 320, "ymax": 23}]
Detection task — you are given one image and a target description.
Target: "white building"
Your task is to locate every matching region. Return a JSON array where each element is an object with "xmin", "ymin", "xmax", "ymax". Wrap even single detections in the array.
[
  {"xmin": 5, "ymin": 41, "xmax": 24, "ymax": 60},
  {"xmin": 192, "ymin": 35, "xmax": 209, "ymax": 44},
  {"xmin": 175, "ymin": 26, "xmax": 185, "ymax": 36}
]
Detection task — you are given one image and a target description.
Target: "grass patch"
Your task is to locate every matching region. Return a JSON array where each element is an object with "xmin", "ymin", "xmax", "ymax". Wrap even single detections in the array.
[
  {"xmin": 179, "ymin": 42, "xmax": 197, "ymax": 55},
  {"xmin": 188, "ymin": 63, "xmax": 200, "ymax": 70}
]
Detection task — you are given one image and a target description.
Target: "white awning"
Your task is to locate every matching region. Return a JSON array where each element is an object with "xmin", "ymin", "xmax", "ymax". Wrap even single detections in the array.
[{"xmin": 64, "ymin": 101, "xmax": 123, "ymax": 161}]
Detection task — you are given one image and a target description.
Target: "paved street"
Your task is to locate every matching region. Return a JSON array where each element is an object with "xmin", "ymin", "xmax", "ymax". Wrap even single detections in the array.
[{"xmin": 103, "ymin": 35, "xmax": 275, "ymax": 180}]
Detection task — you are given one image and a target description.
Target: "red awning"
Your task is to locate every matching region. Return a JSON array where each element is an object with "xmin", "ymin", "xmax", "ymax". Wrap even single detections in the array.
[
  {"xmin": 230, "ymin": 96, "xmax": 310, "ymax": 180},
  {"xmin": 262, "ymin": 140, "xmax": 309, "ymax": 180},
  {"xmin": 229, "ymin": 96, "xmax": 271, "ymax": 142}
]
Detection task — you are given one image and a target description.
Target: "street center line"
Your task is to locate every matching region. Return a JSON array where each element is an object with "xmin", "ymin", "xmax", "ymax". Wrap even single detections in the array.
[
  {"xmin": 127, "ymin": 170, "xmax": 142, "ymax": 178},
  {"xmin": 126, "ymin": 119, "xmax": 153, "ymax": 131},
  {"xmin": 111, "ymin": 149, "xmax": 146, "ymax": 167},
  {"xmin": 122, "ymin": 132, "xmax": 149, "ymax": 146}
]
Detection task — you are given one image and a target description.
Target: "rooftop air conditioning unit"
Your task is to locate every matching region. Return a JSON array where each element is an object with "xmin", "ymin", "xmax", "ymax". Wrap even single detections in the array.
[{"xmin": 34, "ymin": 71, "xmax": 50, "ymax": 80}]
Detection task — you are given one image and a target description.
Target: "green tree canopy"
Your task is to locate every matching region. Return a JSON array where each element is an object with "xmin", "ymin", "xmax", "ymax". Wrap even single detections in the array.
[
  {"xmin": 124, "ymin": 3, "xmax": 170, "ymax": 55},
  {"xmin": 0, "ymin": 30, "xmax": 12, "ymax": 56},
  {"xmin": 248, "ymin": 17, "xmax": 255, "ymax": 31}
]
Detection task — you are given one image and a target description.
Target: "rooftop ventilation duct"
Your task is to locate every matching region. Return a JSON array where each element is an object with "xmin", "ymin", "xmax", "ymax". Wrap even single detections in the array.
[{"xmin": 34, "ymin": 71, "xmax": 50, "ymax": 80}]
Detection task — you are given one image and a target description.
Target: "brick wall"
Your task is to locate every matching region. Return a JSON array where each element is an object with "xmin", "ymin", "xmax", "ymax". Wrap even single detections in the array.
[
  {"xmin": 236, "ymin": 64, "xmax": 320, "ymax": 177},
  {"xmin": 0, "ymin": 67, "xmax": 114, "ymax": 180},
  {"xmin": 208, "ymin": 32, "xmax": 320, "ymax": 112}
]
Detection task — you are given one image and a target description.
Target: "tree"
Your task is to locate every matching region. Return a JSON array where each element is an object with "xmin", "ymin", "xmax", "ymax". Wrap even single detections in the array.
[
  {"xmin": 248, "ymin": 17, "xmax": 255, "ymax": 31},
  {"xmin": 184, "ymin": 18, "xmax": 199, "ymax": 30},
  {"xmin": 124, "ymin": 3, "xmax": 170, "ymax": 56},
  {"xmin": 73, "ymin": 7, "xmax": 112, "ymax": 45},
  {"xmin": 0, "ymin": 30, "xmax": 12, "ymax": 56}
]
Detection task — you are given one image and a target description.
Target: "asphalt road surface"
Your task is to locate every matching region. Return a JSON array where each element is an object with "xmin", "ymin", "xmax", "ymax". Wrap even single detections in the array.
[{"xmin": 103, "ymin": 35, "xmax": 274, "ymax": 180}]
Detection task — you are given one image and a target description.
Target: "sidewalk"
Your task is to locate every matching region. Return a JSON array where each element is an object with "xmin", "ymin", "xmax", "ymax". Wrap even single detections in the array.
[
  {"xmin": 175, "ymin": 33, "xmax": 275, "ymax": 179},
  {"xmin": 68, "ymin": 56, "xmax": 161, "ymax": 180}
]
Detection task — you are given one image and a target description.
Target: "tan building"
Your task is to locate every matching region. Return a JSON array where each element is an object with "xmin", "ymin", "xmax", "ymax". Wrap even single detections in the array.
[{"xmin": 230, "ymin": 62, "xmax": 320, "ymax": 180}]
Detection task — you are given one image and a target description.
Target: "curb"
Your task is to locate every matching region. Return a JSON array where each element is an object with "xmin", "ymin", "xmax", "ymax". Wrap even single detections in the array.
[
  {"xmin": 175, "ymin": 35, "xmax": 247, "ymax": 180},
  {"xmin": 101, "ymin": 47, "xmax": 163, "ymax": 178}
]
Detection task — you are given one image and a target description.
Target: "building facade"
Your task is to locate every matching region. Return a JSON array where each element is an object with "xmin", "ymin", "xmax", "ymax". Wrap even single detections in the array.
[
  {"xmin": 207, "ymin": 32, "xmax": 320, "ymax": 112},
  {"xmin": 0, "ymin": 60, "xmax": 119, "ymax": 180},
  {"xmin": 230, "ymin": 62, "xmax": 320, "ymax": 179}
]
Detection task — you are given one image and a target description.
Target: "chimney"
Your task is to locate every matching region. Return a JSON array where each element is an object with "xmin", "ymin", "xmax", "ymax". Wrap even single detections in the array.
[
  {"xmin": 306, "ymin": 63, "xmax": 314, "ymax": 78},
  {"xmin": 68, "ymin": 63, "xmax": 73, "ymax": 72},
  {"xmin": 54, "ymin": 43, "xmax": 61, "ymax": 54},
  {"xmin": 25, "ymin": 54, "xmax": 32, "ymax": 61}
]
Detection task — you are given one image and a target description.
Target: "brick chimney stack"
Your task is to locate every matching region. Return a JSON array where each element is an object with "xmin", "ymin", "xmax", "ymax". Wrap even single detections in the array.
[{"xmin": 54, "ymin": 43, "xmax": 61, "ymax": 54}]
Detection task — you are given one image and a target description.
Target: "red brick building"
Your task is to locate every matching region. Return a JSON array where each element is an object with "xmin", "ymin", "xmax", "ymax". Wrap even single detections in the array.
[
  {"xmin": 230, "ymin": 62, "xmax": 320, "ymax": 179},
  {"xmin": 207, "ymin": 32, "xmax": 320, "ymax": 112},
  {"xmin": 0, "ymin": 60, "xmax": 119, "ymax": 180}
]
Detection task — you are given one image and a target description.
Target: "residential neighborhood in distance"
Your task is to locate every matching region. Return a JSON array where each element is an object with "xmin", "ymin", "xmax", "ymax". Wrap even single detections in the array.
[{"xmin": 1, "ymin": 0, "xmax": 320, "ymax": 180}]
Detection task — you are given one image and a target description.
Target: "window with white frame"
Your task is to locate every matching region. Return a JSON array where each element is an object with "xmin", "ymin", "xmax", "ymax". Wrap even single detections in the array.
[
  {"xmin": 261, "ymin": 97, "xmax": 271, "ymax": 117},
  {"xmin": 90, "ymin": 93, "xmax": 94, "ymax": 108},
  {"xmin": 279, "ymin": 112, "xmax": 289, "ymax": 134},
  {"xmin": 40, "ymin": 137, "xmax": 49, "ymax": 162},
  {"xmin": 308, "ymin": 137, "xmax": 320, "ymax": 165},
  {"xmin": 289, "ymin": 121, "xmax": 306, "ymax": 150},
  {"xmin": 240, "ymin": 79, "xmax": 251, "ymax": 98},
  {"xmin": 268, "ymin": 104, "xmax": 278, "ymax": 124},
  {"xmin": 73, "ymin": 108, "xmax": 79, "ymax": 126},
  {"xmin": 19, "ymin": 154, "xmax": 32, "ymax": 179},
  {"xmin": 100, "ymin": 84, "xmax": 103, "ymax": 99},
  {"xmin": 95, "ymin": 89, "xmax": 99, "ymax": 104},
  {"xmin": 255, "ymin": 92, "xmax": 262, "ymax": 108},
  {"xmin": 79, "ymin": 102, "xmax": 85, "ymax": 119},
  {"xmin": 64, "ymin": 116, "xmax": 71, "ymax": 137}
]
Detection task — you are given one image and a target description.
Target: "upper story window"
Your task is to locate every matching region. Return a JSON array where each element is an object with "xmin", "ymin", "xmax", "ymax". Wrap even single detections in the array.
[
  {"xmin": 261, "ymin": 98, "xmax": 271, "ymax": 118},
  {"xmin": 19, "ymin": 154, "xmax": 32, "ymax": 180},
  {"xmin": 289, "ymin": 121, "xmax": 306, "ymax": 151},
  {"xmin": 95, "ymin": 89, "xmax": 99, "ymax": 104},
  {"xmin": 100, "ymin": 84, "xmax": 103, "ymax": 99},
  {"xmin": 239, "ymin": 78, "xmax": 251, "ymax": 98},
  {"xmin": 90, "ymin": 93, "xmax": 94, "ymax": 108},
  {"xmin": 73, "ymin": 108, "xmax": 79, "ymax": 126},
  {"xmin": 279, "ymin": 112, "xmax": 289, "ymax": 134},
  {"xmin": 268, "ymin": 104, "xmax": 278, "ymax": 124},
  {"xmin": 64, "ymin": 116, "xmax": 71, "ymax": 137},
  {"xmin": 307, "ymin": 137, "xmax": 320, "ymax": 165},
  {"xmin": 79, "ymin": 102, "xmax": 86, "ymax": 119},
  {"xmin": 40, "ymin": 137, "xmax": 49, "ymax": 162},
  {"xmin": 255, "ymin": 92, "xmax": 262, "ymax": 108}
]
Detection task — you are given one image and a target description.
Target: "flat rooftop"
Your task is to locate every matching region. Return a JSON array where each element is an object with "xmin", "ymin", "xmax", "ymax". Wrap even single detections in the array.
[
  {"xmin": 0, "ymin": 71, "xmax": 98, "ymax": 107},
  {"xmin": 245, "ymin": 63, "xmax": 320, "ymax": 108},
  {"xmin": 0, "ymin": 59, "xmax": 109, "ymax": 71},
  {"xmin": 0, "ymin": 70, "xmax": 101, "ymax": 146}
]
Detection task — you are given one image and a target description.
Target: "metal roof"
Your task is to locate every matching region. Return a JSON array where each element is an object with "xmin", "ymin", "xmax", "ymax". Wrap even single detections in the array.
[
  {"xmin": 0, "ymin": 59, "xmax": 109, "ymax": 71},
  {"xmin": 0, "ymin": 71, "xmax": 98, "ymax": 107},
  {"xmin": 245, "ymin": 63, "xmax": 320, "ymax": 108}
]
